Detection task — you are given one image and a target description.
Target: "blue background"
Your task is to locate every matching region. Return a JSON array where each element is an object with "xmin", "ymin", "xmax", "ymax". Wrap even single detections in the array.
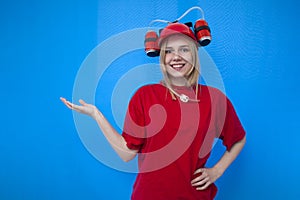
[{"xmin": 1, "ymin": 0, "xmax": 299, "ymax": 199}]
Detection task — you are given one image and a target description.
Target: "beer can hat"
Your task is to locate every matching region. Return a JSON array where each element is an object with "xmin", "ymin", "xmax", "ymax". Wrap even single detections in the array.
[{"xmin": 158, "ymin": 22, "xmax": 198, "ymax": 46}]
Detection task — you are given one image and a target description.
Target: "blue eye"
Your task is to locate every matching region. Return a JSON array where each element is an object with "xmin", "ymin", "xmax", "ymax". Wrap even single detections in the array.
[
  {"xmin": 180, "ymin": 47, "xmax": 190, "ymax": 53},
  {"xmin": 165, "ymin": 47, "xmax": 190, "ymax": 54}
]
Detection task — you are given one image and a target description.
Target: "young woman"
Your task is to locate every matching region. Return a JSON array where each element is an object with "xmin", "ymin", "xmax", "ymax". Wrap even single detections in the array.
[{"xmin": 61, "ymin": 22, "xmax": 246, "ymax": 199}]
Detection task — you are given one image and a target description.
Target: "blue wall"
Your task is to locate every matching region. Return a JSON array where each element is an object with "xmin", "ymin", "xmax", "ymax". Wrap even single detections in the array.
[{"xmin": 0, "ymin": 0, "xmax": 299, "ymax": 199}]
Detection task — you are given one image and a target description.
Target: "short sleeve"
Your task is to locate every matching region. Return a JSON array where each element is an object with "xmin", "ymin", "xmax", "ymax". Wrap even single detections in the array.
[
  {"xmin": 122, "ymin": 88, "xmax": 146, "ymax": 151},
  {"xmin": 219, "ymin": 98, "xmax": 246, "ymax": 151}
]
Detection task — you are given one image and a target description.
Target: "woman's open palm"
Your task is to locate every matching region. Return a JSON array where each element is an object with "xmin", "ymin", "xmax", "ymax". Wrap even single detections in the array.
[{"xmin": 60, "ymin": 97, "xmax": 98, "ymax": 118}]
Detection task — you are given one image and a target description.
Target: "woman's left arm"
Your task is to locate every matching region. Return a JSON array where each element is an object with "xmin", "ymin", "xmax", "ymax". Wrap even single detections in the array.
[{"xmin": 191, "ymin": 136, "xmax": 246, "ymax": 190}]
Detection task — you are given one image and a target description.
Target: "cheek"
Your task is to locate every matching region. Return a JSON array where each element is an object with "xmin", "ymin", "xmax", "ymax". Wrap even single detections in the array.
[
  {"xmin": 183, "ymin": 54, "xmax": 193, "ymax": 64},
  {"xmin": 185, "ymin": 63, "xmax": 193, "ymax": 71},
  {"xmin": 164, "ymin": 54, "xmax": 172, "ymax": 64}
]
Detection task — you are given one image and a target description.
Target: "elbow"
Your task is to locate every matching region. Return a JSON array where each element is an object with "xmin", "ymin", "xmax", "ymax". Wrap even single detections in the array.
[
  {"xmin": 237, "ymin": 136, "xmax": 246, "ymax": 146},
  {"xmin": 121, "ymin": 153, "xmax": 137, "ymax": 162},
  {"xmin": 120, "ymin": 139, "xmax": 138, "ymax": 162},
  {"xmin": 123, "ymin": 157, "xmax": 133, "ymax": 163},
  {"xmin": 118, "ymin": 146, "xmax": 138, "ymax": 162},
  {"xmin": 241, "ymin": 136, "xmax": 246, "ymax": 145},
  {"xmin": 237, "ymin": 136, "xmax": 246, "ymax": 150}
]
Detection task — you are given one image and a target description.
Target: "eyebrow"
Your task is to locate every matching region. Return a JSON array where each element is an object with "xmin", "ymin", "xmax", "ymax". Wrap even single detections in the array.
[{"xmin": 165, "ymin": 45, "xmax": 190, "ymax": 49}]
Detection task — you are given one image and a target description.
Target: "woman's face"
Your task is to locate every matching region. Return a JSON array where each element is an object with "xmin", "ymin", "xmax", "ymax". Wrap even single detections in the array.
[{"xmin": 163, "ymin": 34, "xmax": 194, "ymax": 85}]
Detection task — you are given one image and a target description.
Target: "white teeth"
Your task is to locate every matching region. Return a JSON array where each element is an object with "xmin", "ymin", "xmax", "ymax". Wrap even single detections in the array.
[{"xmin": 172, "ymin": 64, "xmax": 184, "ymax": 68}]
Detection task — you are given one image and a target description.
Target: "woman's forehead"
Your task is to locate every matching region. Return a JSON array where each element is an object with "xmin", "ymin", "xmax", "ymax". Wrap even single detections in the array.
[{"xmin": 164, "ymin": 34, "xmax": 192, "ymax": 47}]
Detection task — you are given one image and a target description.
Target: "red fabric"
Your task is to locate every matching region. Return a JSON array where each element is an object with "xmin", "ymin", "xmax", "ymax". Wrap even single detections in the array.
[{"xmin": 122, "ymin": 84, "xmax": 245, "ymax": 200}]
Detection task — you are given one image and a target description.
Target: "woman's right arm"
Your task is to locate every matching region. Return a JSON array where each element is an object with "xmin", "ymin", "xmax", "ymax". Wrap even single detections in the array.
[{"xmin": 60, "ymin": 97, "xmax": 138, "ymax": 162}]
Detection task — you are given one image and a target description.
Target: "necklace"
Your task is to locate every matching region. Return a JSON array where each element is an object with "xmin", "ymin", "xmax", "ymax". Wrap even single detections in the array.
[{"xmin": 167, "ymin": 86, "xmax": 200, "ymax": 103}]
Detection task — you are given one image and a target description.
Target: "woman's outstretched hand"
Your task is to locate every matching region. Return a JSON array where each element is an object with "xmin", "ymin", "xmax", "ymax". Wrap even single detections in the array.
[
  {"xmin": 60, "ymin": 97, "xmax": 137, "ymax": 162},
  {"xmin": 60, "ymin": 97, "xmax": 98, "ymax": 118}
]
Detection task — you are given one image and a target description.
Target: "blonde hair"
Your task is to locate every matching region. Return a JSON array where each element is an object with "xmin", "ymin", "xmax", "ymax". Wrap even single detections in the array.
[{"xmin": 159, "ymin": 34, "xmax": 200, "ymax": 100}]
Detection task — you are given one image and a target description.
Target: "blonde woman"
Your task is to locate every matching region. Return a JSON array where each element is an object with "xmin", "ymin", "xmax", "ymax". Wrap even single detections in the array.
[{"xmin": 61, "ymin": 22, "xmax": 246, "ymax": 199}]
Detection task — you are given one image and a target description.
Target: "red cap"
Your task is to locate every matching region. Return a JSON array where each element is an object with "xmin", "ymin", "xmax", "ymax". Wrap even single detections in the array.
[{"xmin": 158, "ymin": 23, "xmax": 198, "ymax": 46}]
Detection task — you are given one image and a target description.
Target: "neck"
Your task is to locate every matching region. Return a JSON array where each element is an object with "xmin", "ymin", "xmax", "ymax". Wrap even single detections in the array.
[{"xmin": 169, "ymin": 77, "xmax": 189, "ymax": 87}]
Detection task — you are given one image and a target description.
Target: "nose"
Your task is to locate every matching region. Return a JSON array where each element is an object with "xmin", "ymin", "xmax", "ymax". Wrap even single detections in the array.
[{"xmin": 172, "ymin": 51, "xmax": 182, "ymax": 61}]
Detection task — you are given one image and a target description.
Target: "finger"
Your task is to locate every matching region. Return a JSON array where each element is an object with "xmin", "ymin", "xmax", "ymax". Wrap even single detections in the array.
[
  {"xmin": 60, "ymin": 97, "xmax": 69, "ymax": 105},
  {"xmin": 79, "ymin": 99, "xmax": 86, "ymax": 105},
  {"xmin": 192, "ymin": 168, "xmax": 207, "ymax": 182},
  {"xmin": 60, "ymin": 97, "xmax": 73, "ymax": 109},
  {"xmin": 191, "ymin": 175, "xmax": 204, "ymax": 184},
  {"xmin": 65, "ymin": 100, "xmax": 80, "ymax": 111},
  {"xmin": 194, "ymin": 168, "xmax": 205, "ymax": 175},
  {"xmin": 196, "ymin": 181, "xmax": 211, "ymax": 190},
  {"xmin": 70, "ymin": 103, "xmax": 83, "ymax": 111},
  {"xmin": 191, "ymin": 173, "xmax": 207, "ymax": 185},
  {"xmin": 191, "ymin": 177, "xmax": 209, "ymax": 187},
  {"xmin": 191, "ymin": 176, "xmax": 200, "ymax": 185}
]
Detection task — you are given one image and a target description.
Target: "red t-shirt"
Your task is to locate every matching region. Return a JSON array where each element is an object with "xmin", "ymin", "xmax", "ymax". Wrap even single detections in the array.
[{"xmin": 122, "ymin": 84, "xmax": 245, "ymax": 200}]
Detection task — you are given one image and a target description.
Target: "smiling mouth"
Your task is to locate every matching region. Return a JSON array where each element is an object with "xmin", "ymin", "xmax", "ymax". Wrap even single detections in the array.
[{"xmin": 170, "ymin": 64, "xmax": 186, "ymax": 71}]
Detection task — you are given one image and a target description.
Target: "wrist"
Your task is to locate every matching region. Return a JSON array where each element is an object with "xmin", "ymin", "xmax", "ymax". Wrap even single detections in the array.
[
  {"xmin": 91, "ymin": 108, "xmax": 101, "ymax": 120},
  {"xmin": 212, "ymin": 165, "xmax": 225, "ymax": 178}
]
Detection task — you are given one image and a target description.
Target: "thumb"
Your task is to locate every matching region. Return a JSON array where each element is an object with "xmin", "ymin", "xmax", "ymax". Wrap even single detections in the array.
[{"xmin": 79, "ymin": 99, "xmax": 87, "ymax": 105}]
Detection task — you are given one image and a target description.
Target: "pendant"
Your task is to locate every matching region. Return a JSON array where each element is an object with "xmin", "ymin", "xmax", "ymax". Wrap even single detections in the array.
[{"xmin": 179, "ymin": 94, "xmax": 189, "ymax": 103}]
